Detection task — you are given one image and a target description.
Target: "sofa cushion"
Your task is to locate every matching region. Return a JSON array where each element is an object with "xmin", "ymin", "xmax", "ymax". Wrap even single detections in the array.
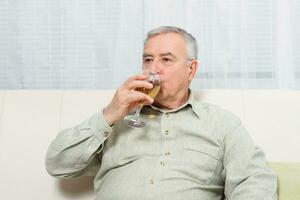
[{"xmin": 268, "ymin": 162, "xmax": 300, "ymax": 200}]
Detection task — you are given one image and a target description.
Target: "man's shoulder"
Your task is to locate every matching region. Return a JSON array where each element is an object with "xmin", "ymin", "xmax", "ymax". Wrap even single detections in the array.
[
  {"xmin": 192, "ymin": 99, "xmax": 242, "ymax": 127},
  {"xmin": 193, "ymin": 98, "xmax": 238, "ymax": 116}
]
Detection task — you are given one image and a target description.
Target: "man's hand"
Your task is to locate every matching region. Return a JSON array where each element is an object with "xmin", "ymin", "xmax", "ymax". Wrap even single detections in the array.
[{"xmin": 103, "ymin": 74, "xmax": 154, "ymax": 126}]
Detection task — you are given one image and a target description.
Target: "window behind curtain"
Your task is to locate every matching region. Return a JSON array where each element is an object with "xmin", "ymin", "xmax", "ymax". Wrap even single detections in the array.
[{"xmin": 0, "ymin": 0, "xmax": 299, "ymax": 89}]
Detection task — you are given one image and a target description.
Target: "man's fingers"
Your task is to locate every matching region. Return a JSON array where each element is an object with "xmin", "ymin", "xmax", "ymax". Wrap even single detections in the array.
[
  {"xmin": 125, "ymin": 74, "xmax": 147, "ymax": 83},
  {"xmin": 126, "ymin": 80, "xmax": 153, "ymax": 90},
  {"xmin": 127, "ymin": 91, "xmax": 154, "ymax": 105}
]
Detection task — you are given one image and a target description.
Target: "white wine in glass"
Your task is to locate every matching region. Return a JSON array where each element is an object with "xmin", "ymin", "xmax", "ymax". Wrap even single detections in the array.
[
  {"xmin": 124, "ymin": 70, "xmax": 161, "ymax": 128},
  {"xmin": 136, "ymin": 83, "xmax": 161, "ymax": 98}
]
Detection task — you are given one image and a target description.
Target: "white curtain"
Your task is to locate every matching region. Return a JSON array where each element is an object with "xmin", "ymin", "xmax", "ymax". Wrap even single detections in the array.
[{"xmin": 0, "ymin": 0, "xmax": 299, "ymax": 89}]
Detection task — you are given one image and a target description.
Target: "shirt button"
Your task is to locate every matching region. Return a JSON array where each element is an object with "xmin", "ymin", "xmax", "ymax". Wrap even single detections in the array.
[
  {"xmin": 164, "ymin": 130, "xmax": 169, "ymax": 135},
  {"xmin": 150, "ymin": 179, "xmax": 154, "ymax": 184},
  {"xmin": 165, "ymin": 152, "xmax": 170, "ymax": 156},
  {"xmin": 166, "ymin": 113, "xmax": 170, "ymax": 117},
  {"xmin": 160, "ymin": 161, "xmax": 165, "ymax": 166}
]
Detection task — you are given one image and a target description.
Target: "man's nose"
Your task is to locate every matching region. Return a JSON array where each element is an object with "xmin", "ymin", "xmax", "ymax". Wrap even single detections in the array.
[{"xmin": 149, "ymin": 60, "xmax": 161, "ymax": 74}]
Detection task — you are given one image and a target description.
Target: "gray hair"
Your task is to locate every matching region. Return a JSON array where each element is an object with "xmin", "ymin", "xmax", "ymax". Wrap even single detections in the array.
[{"xmin": 144, "ymin": 26, "xmax": 198, "ymax": 60}]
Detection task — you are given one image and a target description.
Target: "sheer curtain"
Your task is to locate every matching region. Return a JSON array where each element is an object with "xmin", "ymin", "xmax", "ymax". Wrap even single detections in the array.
[{"xmin": 0, "ymin": 0, "xmax": 299, "ymax": 89}]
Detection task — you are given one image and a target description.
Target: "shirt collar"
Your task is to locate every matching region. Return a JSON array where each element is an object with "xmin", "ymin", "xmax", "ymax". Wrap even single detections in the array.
[
  {"xmin": 149, "ymin": 89, "xmax": 201, "ymax": 118},
  {"xmin": 188, "ymin": 90, "xmax": 202, "ymax": 118}
]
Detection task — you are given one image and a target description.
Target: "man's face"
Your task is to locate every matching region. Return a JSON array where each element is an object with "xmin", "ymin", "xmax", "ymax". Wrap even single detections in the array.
[{"xmin": 143, "ymin": 32, "xmax": 197, "ymax": 105}]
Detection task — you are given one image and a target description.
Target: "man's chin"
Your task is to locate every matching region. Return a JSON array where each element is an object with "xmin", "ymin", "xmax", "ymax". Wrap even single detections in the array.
[
  {"xmin": 153, "ymin": 94, "xmax": 163, "ymax": 104},
  {"xmin": 153, "ymin": 96, "xmax": 166, "ymax": 109},
  {"xmin": 153, "ymin": 91, "xmax": 169, "ymax": 107},
  {"xmin": 155, "ymin": 91, "xmax": 164, "ymax": 100}
]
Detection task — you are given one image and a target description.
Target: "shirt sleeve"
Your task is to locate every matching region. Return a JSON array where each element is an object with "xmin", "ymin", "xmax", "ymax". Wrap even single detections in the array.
[
  {"xmin": 45, "ymin": 109, "xmax": 113, "ymax": 178},
  {"xmin": 222, "ymin": 114, "xmax": 278, "ymax": 200}
]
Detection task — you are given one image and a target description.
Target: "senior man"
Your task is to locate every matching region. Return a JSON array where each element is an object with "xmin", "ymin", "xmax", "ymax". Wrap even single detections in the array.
[{"xmin": 46, "ymin": 26, "xmax": 278, "ymax": 199}]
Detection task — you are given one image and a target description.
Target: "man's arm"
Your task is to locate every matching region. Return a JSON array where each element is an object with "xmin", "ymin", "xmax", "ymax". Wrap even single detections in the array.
[
  {"xmin": 222, "ymin": 115, "xmax": 278, "ymax": 200},
  {"xmin": 45, "ymin": 110, "xmax": 112, "ymax": 178},
  {"xmin": 45, "ymin": 74, "xmax": 154, "ymax": 178}
]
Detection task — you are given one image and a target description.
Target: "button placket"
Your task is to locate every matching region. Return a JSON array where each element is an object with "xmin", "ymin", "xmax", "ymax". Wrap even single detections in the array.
[
  {"xmin": 157, "ymin": 112, "xmax": 173, "ymax": 174},
  {"xmin": 161, "ymin": 113, "xmax": 168, "ymax": 137},
  {"xmin": 164, "ymin": 113, "xmax": 173, "ymax": 169}
]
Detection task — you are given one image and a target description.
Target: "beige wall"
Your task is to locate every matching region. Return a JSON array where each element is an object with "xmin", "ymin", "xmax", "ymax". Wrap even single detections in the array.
[{"xmin": 0, "ymin": 90, "xmax": 299, "ymax": 200}]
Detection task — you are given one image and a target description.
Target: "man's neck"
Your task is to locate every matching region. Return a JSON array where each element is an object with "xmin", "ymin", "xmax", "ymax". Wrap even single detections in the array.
[{"xmin": 153, "ymin": 90, "xmax": 190, "ymax": 110}]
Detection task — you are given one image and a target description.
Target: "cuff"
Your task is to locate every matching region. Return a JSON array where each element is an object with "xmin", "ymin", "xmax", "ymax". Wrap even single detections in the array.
[{"xmin": 89, "ymin": 108, "xmax": 113, "ymax": 140}]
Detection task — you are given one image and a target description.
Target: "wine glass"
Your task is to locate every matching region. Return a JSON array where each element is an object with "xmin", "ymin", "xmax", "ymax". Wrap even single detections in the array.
[{"xmin": 124, "ymin": 70, "xmax": 161, "ymax": 128}]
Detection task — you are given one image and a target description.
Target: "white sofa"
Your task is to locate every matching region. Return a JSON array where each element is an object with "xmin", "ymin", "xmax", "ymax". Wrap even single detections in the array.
[{"xmin": 0, "ymin": 89, "xmax": 299, "ymax": 200}]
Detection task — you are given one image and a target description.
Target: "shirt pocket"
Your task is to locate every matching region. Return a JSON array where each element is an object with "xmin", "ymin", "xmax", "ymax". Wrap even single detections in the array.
[{"xmin": 182, "ymin": 140, "xmax": 222, "ymax": 185}]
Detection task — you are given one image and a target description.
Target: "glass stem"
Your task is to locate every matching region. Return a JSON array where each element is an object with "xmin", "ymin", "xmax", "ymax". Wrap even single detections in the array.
[{"xmin": 134, "ymin": 104, "xmax": 143, "ymax": 118}]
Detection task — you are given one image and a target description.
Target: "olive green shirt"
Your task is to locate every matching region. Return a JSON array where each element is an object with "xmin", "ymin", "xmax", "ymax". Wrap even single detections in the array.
[{"xmin": 45, "ymin": 91, "xmax": 278, "ymax": 200}]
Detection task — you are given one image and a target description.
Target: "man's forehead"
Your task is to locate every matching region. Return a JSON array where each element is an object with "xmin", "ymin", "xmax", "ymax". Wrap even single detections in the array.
[{"xmin": 143, "ymin": 33, "xmax": 186, "ymax": 57}]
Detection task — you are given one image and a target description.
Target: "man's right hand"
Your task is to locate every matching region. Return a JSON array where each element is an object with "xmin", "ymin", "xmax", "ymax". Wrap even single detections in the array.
[{"xmin": 103, "ymin": 74, "xmax": 154, "ymax": 126}]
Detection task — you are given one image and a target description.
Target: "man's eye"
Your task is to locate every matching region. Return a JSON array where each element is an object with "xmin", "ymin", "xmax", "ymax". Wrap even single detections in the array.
[
  {"xmin": 162, "ymin": 58, "xmax": 172, "ymax": 62},
  {"xmin": 144, "ymin": 58, "xmax": 152, "ymax": 63}
]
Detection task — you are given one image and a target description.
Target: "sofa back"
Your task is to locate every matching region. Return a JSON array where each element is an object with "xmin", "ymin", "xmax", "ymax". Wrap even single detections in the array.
[{"xmin": 0, "ymin": 89, "xmax": 299, "ymax": 200}]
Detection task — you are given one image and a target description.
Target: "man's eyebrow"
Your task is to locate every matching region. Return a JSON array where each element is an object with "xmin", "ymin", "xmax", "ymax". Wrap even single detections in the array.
[
  {"xmin": 143, "ymin": 52, "xmax": 176, "ymax": 58},
  {"xmin": 143, "ymin": 53, "xmax": 153, "ymax": 58},
  {"xmin": 160, "ymin": 52, "xmax": 175, "ymax": 58}
]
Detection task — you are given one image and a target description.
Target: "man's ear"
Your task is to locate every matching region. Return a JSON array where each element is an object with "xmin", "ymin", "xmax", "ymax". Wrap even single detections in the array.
[{"xmin": 188, "ymin": 60, "xmax": 198, "ymax": 81}]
